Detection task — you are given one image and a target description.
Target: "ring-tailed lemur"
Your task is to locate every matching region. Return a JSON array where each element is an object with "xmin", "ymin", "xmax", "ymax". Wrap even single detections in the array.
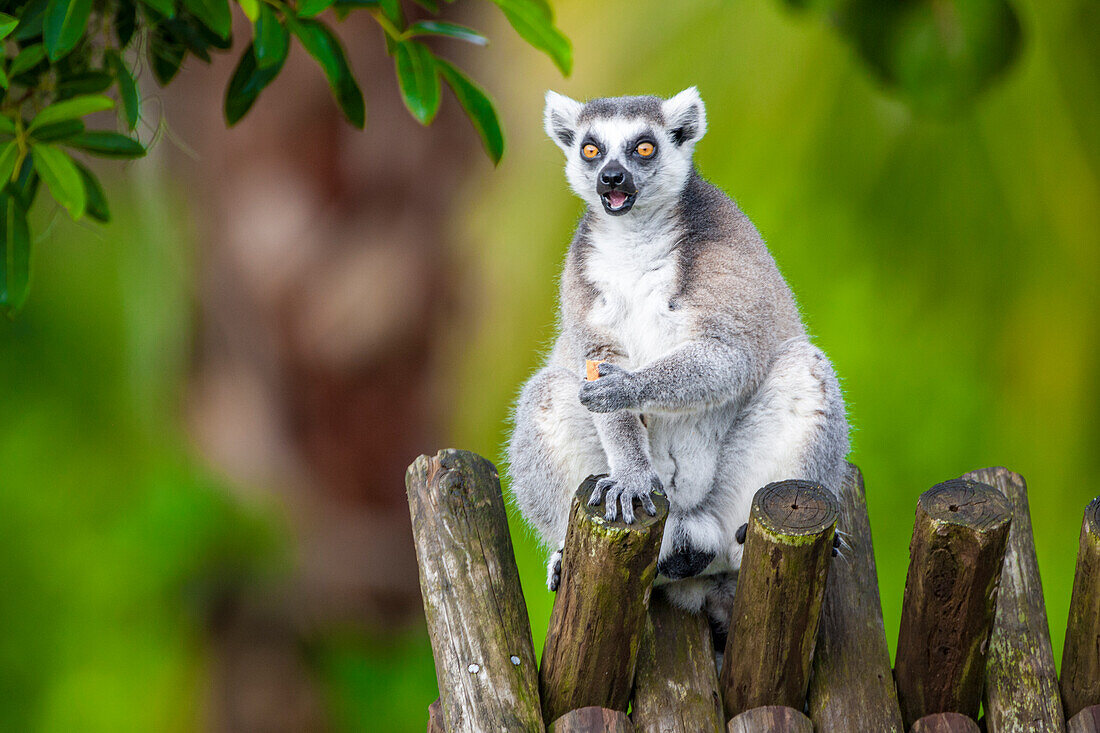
[{"xmin": 507, "ymin": 88, "xmax": 849, "ymax": 631}]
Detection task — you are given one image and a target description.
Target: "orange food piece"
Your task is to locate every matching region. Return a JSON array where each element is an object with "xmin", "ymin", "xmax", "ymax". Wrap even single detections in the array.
[{"xmin": 586, "ymin": 359, "xmax": 607, "ymax": 381}]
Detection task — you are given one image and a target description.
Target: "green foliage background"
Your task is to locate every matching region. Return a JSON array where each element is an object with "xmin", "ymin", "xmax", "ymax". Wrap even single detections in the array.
[{"xmin": 1, "ymin": 0, "xmax": 1098, "ymax": 730}]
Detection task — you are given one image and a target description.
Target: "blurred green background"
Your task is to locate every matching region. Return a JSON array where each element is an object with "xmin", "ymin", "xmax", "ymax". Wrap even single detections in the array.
[{"xmin": 2, "ymin": 0, "xmax": 1098, "ymax": 730}]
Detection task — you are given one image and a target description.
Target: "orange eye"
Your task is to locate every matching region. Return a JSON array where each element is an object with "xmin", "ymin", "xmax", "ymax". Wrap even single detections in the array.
[
  {"xmin": 636, "ymin": 142, "xmax": 655, "ymax": 157},
  {"xmin": 582, "ymin": 144, "xmax": 600, "ymax": 159}
]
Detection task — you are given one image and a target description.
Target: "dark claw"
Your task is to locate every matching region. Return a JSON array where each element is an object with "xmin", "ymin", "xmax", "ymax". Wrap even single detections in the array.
[
  {"xmin": 833, "ymin": 534, "xmax": 841, "ymax": 549},
  {"xmin": 832, "ymin": 547, "xmax": 839, "ymax": 557},
  {"xmin": 735, "ymin": 523, "xmax": 748, "ymax": 544}
]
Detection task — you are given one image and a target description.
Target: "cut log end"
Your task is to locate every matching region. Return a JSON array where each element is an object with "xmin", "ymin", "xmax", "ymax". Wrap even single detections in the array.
[
  {"xmin": 727, "ymin": 706, "xmax": 813, "ymax": 733},
  {"xmin": 1068, "ymin": 706, "xmax": 1100, "ymax": 733},
  {"xmin": 549, "ymin": 707, "xmax": 635, "ymax": 733},
  {"xmin": 909, "ymin": 712, "xmax": 981, "ymax": 733},
  {"xmin": 1087, "ymin": 497, "xmax": 1100, "ymax": 540},
  {"xmin": 753, "ymin": 479, "xmax": 839, "ymax": 538},
  {"xmin": 919, "ymin": 478, "xmax": 1012, "ymax": 534}
]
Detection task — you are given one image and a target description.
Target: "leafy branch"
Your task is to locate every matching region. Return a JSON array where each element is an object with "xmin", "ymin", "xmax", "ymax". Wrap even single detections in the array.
[{"xmin": 0, "ymin": 0, "xmax": 571, "ymax": 315}]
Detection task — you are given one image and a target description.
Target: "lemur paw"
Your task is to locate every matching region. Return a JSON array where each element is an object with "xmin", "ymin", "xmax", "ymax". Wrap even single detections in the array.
[
  {"xmin": 587, "ymin": 471, "xmax": 662, "ymax": 524},
  {"xmin": 546, "ymin": 549, "xmax": 562, "ymax": 592},
  {"xmin": 578, "ymin": 362, "xmax": 641, "ymax": 413}
]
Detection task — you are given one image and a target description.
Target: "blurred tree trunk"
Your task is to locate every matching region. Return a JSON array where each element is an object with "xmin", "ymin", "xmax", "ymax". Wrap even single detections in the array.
[{"xmin": 162, "ymin": 10, "xmax": 480, "ymax": 730}]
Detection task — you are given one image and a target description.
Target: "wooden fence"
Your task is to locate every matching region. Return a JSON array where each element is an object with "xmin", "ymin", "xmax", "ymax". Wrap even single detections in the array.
[{"xmin": 406, "ymin": 449, "xmax": 1100, "ymax": 733}]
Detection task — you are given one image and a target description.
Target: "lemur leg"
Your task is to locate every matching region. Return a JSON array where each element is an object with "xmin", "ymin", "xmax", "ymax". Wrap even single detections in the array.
[
  {"xmin": 508, "ymin": 366, "xmax": 608, "ymax": 588},
  {"xmin": 661, "ymin": 337, "xmax": 848, "ymax": 624}
]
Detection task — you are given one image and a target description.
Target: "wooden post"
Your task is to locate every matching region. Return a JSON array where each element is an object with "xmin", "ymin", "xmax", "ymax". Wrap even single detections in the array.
[
  {"xmin": 808, "ymin": 463, "xmax": 904, "ymax": 732},
  {"xmin": 909, "ymin": 712, "xmax": 981, "ymax": 733},
  {"xmin": 406, "ymin": 449, "xmax": 543, "ymax": 732},
  {"xmin": 1068, "ymin": 706, "xmax": 1100, "ymax": 733},
  {"xmin": 549, "ymin": 707, "xmax": 635, "ymax": 732},
  {"xmin": 631, "ymin": 588, "xmax": 724, "ymax": 733},
  {"xmin": 719, "ymin": 479, "xmax": 839, "ymax": 721},
  {"xmin": 894, "ymin": 478, "xmax": 1013, "ymax": 728},
  {"xmin": 963, "ymin": 467, "xmax": 1066, "ymax": 733},
  {"xmin": 426, "ymin": 699, "xmax": 443, "ymax": 733},
  {"xmin": 1063, "ymin": 497, "xmax": 1100, "ymax": 719},
  {"xmin": 727, "ymin": 706, "xmax": 813, "ymax": 733},
  {"xmin": 539, "ymin": 476, "xmax": 669, "ymax": 723}
]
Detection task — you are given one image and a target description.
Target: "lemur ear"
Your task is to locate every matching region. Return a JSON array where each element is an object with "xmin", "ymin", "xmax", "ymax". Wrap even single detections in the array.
[
  {"xmin": 663, "ymin": 87, "xmax": 707, "ymax": 147},
  {"xmin": 544, "ymin": 90, "xmax": 583, "ymax": 152}
]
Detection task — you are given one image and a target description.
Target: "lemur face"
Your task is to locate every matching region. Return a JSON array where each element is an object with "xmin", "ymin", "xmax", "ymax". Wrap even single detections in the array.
[{"xmin": 544, "ymin": 88, "xmax": 707, "ymax": 217}]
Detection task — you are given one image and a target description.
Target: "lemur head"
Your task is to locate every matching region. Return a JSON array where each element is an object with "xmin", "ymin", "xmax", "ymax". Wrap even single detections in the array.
[{"xmin": 544, "ymin": 88, "xmax": 706, "ymax": 217}]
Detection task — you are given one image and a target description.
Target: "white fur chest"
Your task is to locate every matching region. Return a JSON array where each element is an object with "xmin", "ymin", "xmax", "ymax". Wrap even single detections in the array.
[{"xmin": 584, "ymin": 223, "xmax": 687, "ymax": 368}]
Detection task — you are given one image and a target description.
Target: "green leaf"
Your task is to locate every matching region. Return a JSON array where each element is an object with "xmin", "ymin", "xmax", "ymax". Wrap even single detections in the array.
[
  {"xmin": 488, "ymin": 0, "xmax": 571, "ymax": 75},
  {"xmin": 407, "ymin": 20, "xmax": 488, "ymax": 46},
  {"xmin": 32, "ymin": 144, "xmax": 85, "ymax": 219},
  {"xmin": 0, "ymin": 195, "xmax": 32, "ymax": 315},
  {"xmin": 224, "ymin": 42, "xmax": 286, "ymax": 125},
  {"xmin": 0, "ymin": 12, "xmax": 19, "ymax": 40},
  {"xmin": 115, "ymin": 0, "xmax": 138, "ymax": 46},
  {"xmin": 238, "ymin": 0, "xmax": 259, "ymax": 22},
  {"xmin": 14, "ymin": 0, "xmax": 50, "ymax": 41},
  {"xmin": 65, "ymin": 131, "xmax": 146, "ymax": 158},
  {"xmin": 10, "ymin": 44, "xmax": 47, "ymax": 78},
  {"xmin": 182, "ymin": 0, "xmax": 231, "ymax": 39},
  {"xmin": 75, "ymin": 161, "xmax": 109, "ymax": 222},
  {"xmin": 149, "ymin": 32, "xmax": 186, "ymax": 84},
  {"xmin": 43, "ymin": 0, "xmax": 95, "ymax": 61},
  {"xmin": 12, "ymin": 158, "xmax": 40, "ymax": 211},
  {"xmin": 140, "ymin": 0, "xmax": 176, "ymax": 18},
  {"xmin": 297, "ymin": 0, "xmax": 335, "ymax": 18},
  {"xmin": 437, "ymin": 59, "xmax": 503, "ymax": 164},
  {"xmin": 287, "ymin": 18, "xmax": 365, "ymax": 128},
  {"xmin": 30, "ymin": 94, "xmax": 114, "ymax": 130},
  {"xmin": 411, "ymin": 0, "xmax": 440, "ymax": 12},
  {"xmin": 0, "ymin": 117, "xmax": 15, "ymax": 135},
  {"xmin": 108, "ymin": 51, "xmax": 140, "ymax": 130},
  {"xmin": 393, "ymin": 40, "xmax": 440, "ymax": 124},
  {"xmin": 0, "ymin": 67, "xmax": 8, "ymax": 90},
  {"xmin": 0, "ymin": 142, "xmax": 22, "ymax": 185},
  {"xmin": 30, "ymin": 119, "xmax": 85, "ymax": 142},
  {"xmin": 56, "ymin": 71, "xmax": 114, "ymax": 96},
  {"xmin": 254, "ymin": 4, "xmax": 288, "ymax": 70}
]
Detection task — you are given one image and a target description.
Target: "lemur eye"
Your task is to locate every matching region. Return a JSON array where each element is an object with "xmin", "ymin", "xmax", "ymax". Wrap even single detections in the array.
[
  {"xmin": 582, "ymin": 144, "xmax": 600, "ymax": 159},
  {"xmin": 636, "ymin": 142, "xmax": 655, "ymax": 157}
]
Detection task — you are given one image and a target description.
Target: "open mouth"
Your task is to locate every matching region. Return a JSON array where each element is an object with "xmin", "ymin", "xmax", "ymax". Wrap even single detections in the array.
[{"xmin": 601, "ymin": 189, "xmax": 637, "ymax": 215}]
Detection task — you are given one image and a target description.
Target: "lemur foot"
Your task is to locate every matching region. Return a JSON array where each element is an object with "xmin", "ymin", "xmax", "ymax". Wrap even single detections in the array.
[
  {"xmin": 587, "ymin": 471, "xmax": 662, "ymax": 523},
  {"xmin": 546, "ymin": 549, "xmax": 563, "ymax": 592}
]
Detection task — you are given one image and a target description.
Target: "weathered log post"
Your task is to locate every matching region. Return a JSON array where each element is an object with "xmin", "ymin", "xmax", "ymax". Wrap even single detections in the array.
[
  {"xmin": 539, "ymin": 476, "xmax": 670, "ymax": 723},
  {"xmin": 963, "ymin": 467, "xmax": 1065, "ymax": 733},
  {"xmin": 406, "ymin": 449, "xmax": 543, "ymax": 732},
  {"xmin": 426, "ymin": 699, "xmax": 444, "ymax": 733},
  {"xmin": 719, "ymin": 479, "xmax": 839, "ymax": 721},
  {"xmin": 631, "ymin": 588, "xmax": 724, "ymax": 733},
  {"xmin": 894, "ymin": 478, "xmax": 1013, "ymax": 728},
  {"xmin": 727, "ymin": 706, "xmax": 813, "ymax": 733},
  {"xmin": 1062, "ymin": 497, "xmax": 1100, "ymax": 720},
  {"xmin": 1067, "ymin": 706, "xmax": 1100, "ymax": 733},
  {"xmin": 549, "ymin": 707, "xmax": 635, "ymax": 733},
  {"xmin": 909, "ymin": 712, "xmax": 981, "ymax": 733},
  {"xmin": 808, "ymin": 463, "xmax": 904, "ymax": 733}
]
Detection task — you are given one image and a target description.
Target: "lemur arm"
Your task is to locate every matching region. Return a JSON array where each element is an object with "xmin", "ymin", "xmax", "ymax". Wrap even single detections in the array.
[{"xmin": 633, "ymin": 335, "xmax": 760, "ymax": 414}]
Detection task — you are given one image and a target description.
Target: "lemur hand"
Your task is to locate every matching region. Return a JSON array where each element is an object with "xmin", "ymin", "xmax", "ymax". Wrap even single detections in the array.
[
  {"xmin": 587, "ymin": 469, "xmax": 662, "ymax": 523},
  {"xmin": 578, "ymin": 362, "xmax": 641, "ymax": 413}
]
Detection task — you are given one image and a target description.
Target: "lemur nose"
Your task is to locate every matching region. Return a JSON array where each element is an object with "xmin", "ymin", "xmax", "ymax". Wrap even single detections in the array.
[{"xmin": 599, "ymin": 164, "xmax": 626, "ymax": 187}]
